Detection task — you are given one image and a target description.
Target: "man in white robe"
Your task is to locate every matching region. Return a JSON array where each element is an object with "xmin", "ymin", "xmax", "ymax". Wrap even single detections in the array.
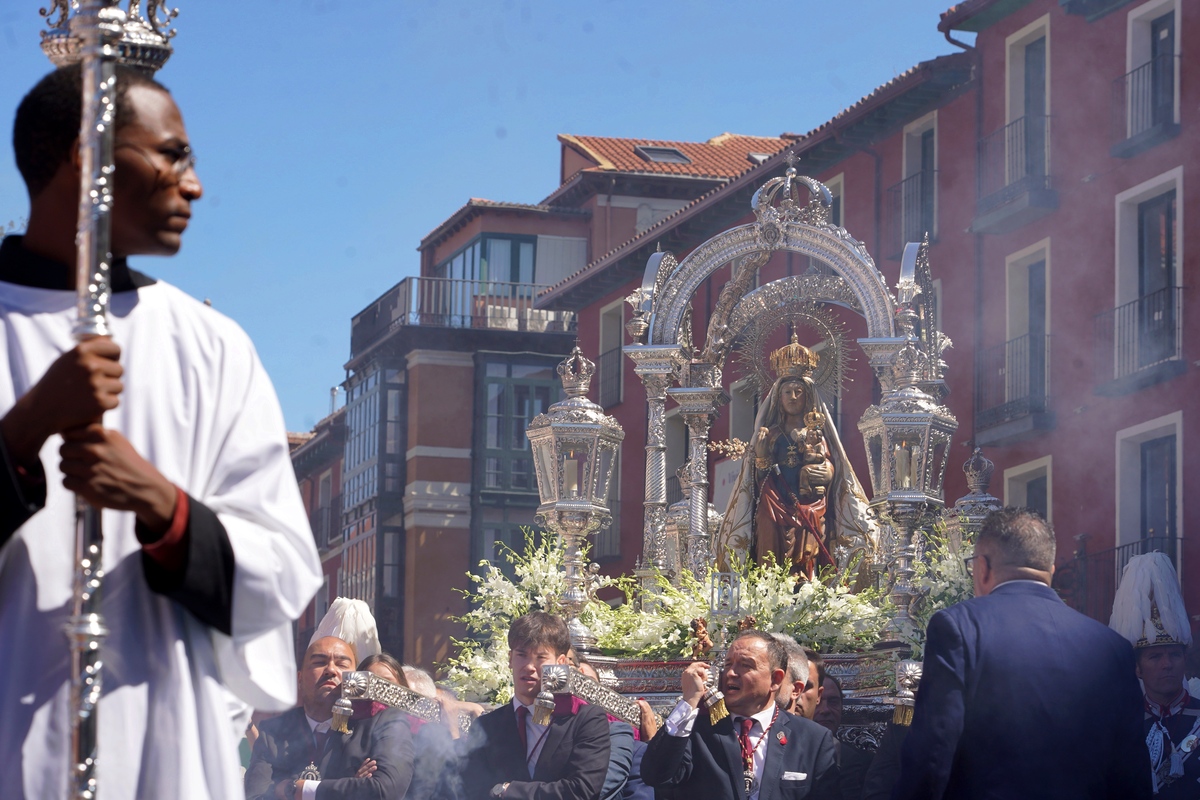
[{"xmin": 0, "ymin": 64, "xmax": 322, "ymax": 798}]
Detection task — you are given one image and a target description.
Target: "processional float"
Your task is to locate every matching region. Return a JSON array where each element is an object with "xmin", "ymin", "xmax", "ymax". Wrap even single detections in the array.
[
  {"xmin": 36, "ymin": 2, "xmax": 177, "ymax": 797},
  {"xmin": 529, "ymin": 156, "xmax": 1002, "ymax": 746}
]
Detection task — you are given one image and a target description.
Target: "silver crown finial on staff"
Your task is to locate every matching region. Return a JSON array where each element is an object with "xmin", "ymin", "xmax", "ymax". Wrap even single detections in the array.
[{"xmin": 41, "ymin": 0, "xmax": 177, "ymax": 74}]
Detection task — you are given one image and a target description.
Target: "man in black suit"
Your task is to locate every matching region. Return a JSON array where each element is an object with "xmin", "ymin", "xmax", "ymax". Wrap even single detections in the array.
[
  {"xmin": 640, "ymin": 629, "xmax": 838, "ymax": 799},
  {"xmin": 245, "ymin": 636, "xmax": 414, "ymax": 800},
  {"xmin": 461, "ymin": 611, "xmax": 611, "ymax": 799},
  {"xmin": 891, "ymin": 508, "xmax": 1151, "ymax": 800}
]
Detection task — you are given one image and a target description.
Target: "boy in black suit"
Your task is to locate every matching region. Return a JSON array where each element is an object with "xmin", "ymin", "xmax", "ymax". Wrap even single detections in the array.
[
  {"xmin": 462, "ymin": 612, "xmax": 611, "ymax": 799},
  {"xmin": 641, "ymin": 629, "xmax": 838, "ymax": 799}
]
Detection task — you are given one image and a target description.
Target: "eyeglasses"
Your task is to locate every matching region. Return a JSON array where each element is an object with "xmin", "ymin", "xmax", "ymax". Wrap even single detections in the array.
[
  {"xmin": 963, "ymin": 554, "xmax": 988, "ymax": 577},
  {"xmin": 115, "ymin": 141, "xmax": 197, "ymax": 180}
]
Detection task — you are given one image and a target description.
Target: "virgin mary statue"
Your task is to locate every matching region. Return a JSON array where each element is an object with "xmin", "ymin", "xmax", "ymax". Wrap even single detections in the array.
[{"xmin": 715, "ymin": 333, "xmax": 877, "ymax": 577}]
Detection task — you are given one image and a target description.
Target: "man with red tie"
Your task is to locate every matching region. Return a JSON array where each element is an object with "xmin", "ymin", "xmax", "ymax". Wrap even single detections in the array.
[
  {"xmin": 462, "ymin": 612, "xmax": 611, "ymax": 799},
  {"xmin": 641, "ymin": 629, "xmax": 838, "ymax": 800}
]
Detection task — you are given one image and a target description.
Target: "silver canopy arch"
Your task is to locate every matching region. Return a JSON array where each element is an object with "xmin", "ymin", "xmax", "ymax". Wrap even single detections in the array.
[{"xmin": 624, "ymin": 157, "xmax": 954, "ymax": 592}]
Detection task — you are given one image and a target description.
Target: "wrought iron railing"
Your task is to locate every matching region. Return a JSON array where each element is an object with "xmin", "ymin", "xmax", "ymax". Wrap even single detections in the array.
[
  {"xmin": 1093, "ymin": 286, "xmax": 1182, "ymax": 385},
  {"xmin": 351, "ymin": 277, "xmax": 577, "ymax": 354},
  {"xmin": 595, "ymin": 498, "xmax": 621, "ymax": 560},
  {"xmin": 977, "ymin": 115, "xmax": 1051, "ymax": 211},
  {"xmin": 885, "ymin": 171, "xmax": 937, "ymax": 259},
  {"xmin": 975, "ymin": 333, "xmax": 1050, "ymax": 429},
  {"xmin": 1055, "ymin": 535, "xmax": 1179, "ymax": 622},
  {"xmin": 598, "ymin": 346, "xmax": 622, "ymax": 408},
  {"xmin": 1112, "ymin": 54, "xmax": 1179, "ymax": 145}
]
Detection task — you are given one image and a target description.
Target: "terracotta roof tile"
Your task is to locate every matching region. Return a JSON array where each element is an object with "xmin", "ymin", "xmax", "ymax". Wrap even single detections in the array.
[
  {"xmin": 559, "ymin": 133, "xmax": 790, "ymax": 181},
  {"xmin": 538, "ymin": 53, "xmax": 972, "ymax": 304}
]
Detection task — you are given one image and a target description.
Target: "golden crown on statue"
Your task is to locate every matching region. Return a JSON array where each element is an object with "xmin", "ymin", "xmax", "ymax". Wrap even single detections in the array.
[{"xmin": 769, "ymin": 331, "xmax": 819, "ymax": 379}]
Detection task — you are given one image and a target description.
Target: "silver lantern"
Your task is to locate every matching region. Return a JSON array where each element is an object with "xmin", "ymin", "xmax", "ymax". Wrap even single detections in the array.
[{"xmin": 527, "ymin": 347, "xmax": 625, "ymax": 655}]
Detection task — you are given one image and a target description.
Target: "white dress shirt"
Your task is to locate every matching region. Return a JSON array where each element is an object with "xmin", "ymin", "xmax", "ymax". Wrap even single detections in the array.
[
  {"xmin": 301, "ymin": 714, "xmax": 333, "ymax": 800},
  {"xmin": 663, "ymin": 699, "xmax": 779, "ymax": 800},
  {"xmin": 512, "ymin": 698, "xmax": 552, "ymax": 777}
]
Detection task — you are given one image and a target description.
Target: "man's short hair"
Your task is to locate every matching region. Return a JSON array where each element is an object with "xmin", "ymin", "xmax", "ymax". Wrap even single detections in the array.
[
  {"xmin": 13, "ymin": 63, "xmax": 169, "ymax": 198},
  {"xmin": 769, "ymin": 632, "xmax": 808, "ymax": 686},
  {"xmin": 803, "ymin": 648, "xmax": 826, "ymax": 688},
  {"xmin": 732, "ymin": 629, "xmax": 788, "ymax": 675},
  {"xmin": 507, "ymin": 611, "xmax": 571, "ymax": 656},
  {"xmin": 979, "ymin": 507, "xmax": 1056, "ymax": 571}
]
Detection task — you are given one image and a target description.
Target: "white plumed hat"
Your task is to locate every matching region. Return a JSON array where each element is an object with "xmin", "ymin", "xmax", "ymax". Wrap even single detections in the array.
[
  {"xmin": 310, "ymin": 598, "xmax": 382, "ymax": 663},
  {"xmin": 1108, "ymin": 552, "xmax": 1192, "ymax": 649}
]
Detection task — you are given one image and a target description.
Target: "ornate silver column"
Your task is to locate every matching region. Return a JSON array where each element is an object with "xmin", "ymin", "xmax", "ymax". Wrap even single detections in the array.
[
  {"xmin": 668, "ymin": 382, "xmax": 728, "ymax": 581},
  {"xmin": 625, "ymin": 345, "xmax": 679, "ymax": 584}
]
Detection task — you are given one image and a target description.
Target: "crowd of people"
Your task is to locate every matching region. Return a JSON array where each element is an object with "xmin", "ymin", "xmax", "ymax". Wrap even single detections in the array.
[{"xmin": 3, "ymin": 62, "xmax": 1199, "ymax": 800}]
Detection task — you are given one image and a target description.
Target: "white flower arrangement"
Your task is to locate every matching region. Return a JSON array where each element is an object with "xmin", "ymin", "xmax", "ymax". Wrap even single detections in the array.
[
  {"xmin": 903, "ymin": 521, "xmax": 976, "ymax": 659},
  {"xmin": 442, "ymin": 531, "xmax": 900, "ymax": 702}
]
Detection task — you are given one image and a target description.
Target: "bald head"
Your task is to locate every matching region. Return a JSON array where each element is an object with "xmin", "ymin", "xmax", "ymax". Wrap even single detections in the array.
[{"xmin": 298, "ymin": 637, "xmax": 356, "ymax": 721}]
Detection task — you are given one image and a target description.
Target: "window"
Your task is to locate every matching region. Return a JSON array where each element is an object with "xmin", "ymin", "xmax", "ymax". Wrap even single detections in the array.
[
  {"xmin": 594, "ymin": 456, "xmax": 621, "ymax": 560},
  {"xmin": 477, "ymin": 505, "xmax": 540, "ymax": 576},
  {"xmin": 1117, "ymin": 0, "xmax": 1180, "ymax": 147},
  {"xmin": 1003, "ymin": 16, "xmax": 1051, "ymax": 185},
  {"xmin": 891, "ymin": 112, "xmax": 937, "ymax": 253},
  {"xmin": 635, "ymin": 146, "xmax": 691, "ymax": 164},
  {"xmin": 1104, "ymin": 168, "xmax": 1183, "ymax": 386},
  {"xmin": 433, "ymin": 234, "xmax": 537, "ymax": 285},
  {"xmin": 598, "ymin": 301, "xmax": 624, "ymax": 408},
  {"xmin": 1003, "ymin": 239, "xmax": 1051, "ymax": 405},
  {"xmin": 479, "ymin": 360, "xmax": 560, "ymax": 493},
  {"xmin": 1003, "ymin": 456, "xmax": 1052, "ymax": 523},
  {"xmin": 343, "ymin": 367, "xmax": 381, "ymax": 512},
  {"xmin": 728, "ymin": 379, "xmax": 758, "ymax": 445},
  {"xmin": 1115, "ymin": 412, "xmax": 1181, "ymax": 548},
  {"xmin": 807, "ymin": 174, "xmax": 843, "ymax": 274},
  {"xmin": 664, "ymin": 410, "xmax": 689, "ymax": 505}
]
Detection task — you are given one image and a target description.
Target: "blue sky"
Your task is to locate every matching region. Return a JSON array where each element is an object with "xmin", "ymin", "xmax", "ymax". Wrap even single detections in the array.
[{"xmin": 0, "ymin": 0, "xmax": 970, "ymax": 431}]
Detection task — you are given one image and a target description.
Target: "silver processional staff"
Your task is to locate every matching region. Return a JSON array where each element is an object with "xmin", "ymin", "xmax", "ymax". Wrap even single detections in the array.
[{"xmin": 38, "ymin": 2, "xmax": 176, "ymax": 797}]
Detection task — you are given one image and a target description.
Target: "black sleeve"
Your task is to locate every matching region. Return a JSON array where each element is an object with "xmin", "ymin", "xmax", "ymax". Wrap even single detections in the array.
[
  {"xmin": 637, "ymin": 726, "xmax": 694, "ymax": 789},
  {"xmin": 861, "ymin": 724, "xmax": 907, "ymax": 800},
  {"xmin": 807, "ymin": 728, "xmax": 840, "ymax": 800},
  {"xmin": 315, "ymin": 711, "xmax": 416, "ymax": 800},
  {"xmin": 504, "ymin": 706, "xmax": 612, "ymax": 800},
  {"xmin": 244, "ymin": 727, "xmax": 282, "ymax": 800},
  {"xmin": 0, "ymin": 433, "xmax": 45, "ymax": 547},
  {"xmin": 140, "ymin": 493, "xmax": 235, "ymax": 635}
]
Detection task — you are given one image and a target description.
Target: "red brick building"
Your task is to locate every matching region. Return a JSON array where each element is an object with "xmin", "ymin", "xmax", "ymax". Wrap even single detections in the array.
[{"xmin": 538, "ymin": 0, "xmax": 1196, "ymax": 622}]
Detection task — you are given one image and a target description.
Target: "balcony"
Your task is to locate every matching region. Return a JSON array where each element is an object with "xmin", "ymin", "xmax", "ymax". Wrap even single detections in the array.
[
  {"xmin": 598, "ymin": 346, "xmax": 623, "ymax": 408},
  {"xmin": 972, "ymin": 115, "xmax": 1057, "ymax": 234},
  {"xmin": 974, "ymin": 334, "xmax": 1053, "ymax": 446},
  {"xmin": 351, "ymin": 277, "xmax": 577, "ymax": 355},
  {"xmin": 885, "ymin": 171, "xmax": 937, "ymax": 260},
  {"xmin": 1094, "ymin": 286, "xmax": 1184, "ymax": 395},
  {"xmin": 1111, "ymin": 55, "xmax": 1180, "ymax": 158},
  {"xmin": 1055, "ymin": 535, "xmax": 1180, "ymax": 623}
]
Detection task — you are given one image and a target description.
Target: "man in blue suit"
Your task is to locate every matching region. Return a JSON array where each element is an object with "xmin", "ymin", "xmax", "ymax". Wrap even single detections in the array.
[{"xmin": 891, "ymin": 508, "xmax": 1151, "ymax": 800}]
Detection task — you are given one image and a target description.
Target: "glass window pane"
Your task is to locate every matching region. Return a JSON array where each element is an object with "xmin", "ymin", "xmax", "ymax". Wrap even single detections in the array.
[
  {"xmin": 519, "ymin": 241, "xmax": 534, "ymax": 284},
  {"xmin": 487, "ymin": 363, "xmax": 507, "ymax": 378},
  {"xmin": 488, "ymin": 238, "xmax": 512, "ymax": 283}
]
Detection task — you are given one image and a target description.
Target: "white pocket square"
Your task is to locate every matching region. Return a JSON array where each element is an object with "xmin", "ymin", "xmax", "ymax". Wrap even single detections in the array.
[{"xmin": 781, "ymin": 772, "xmax": 808, "ymax": 781}]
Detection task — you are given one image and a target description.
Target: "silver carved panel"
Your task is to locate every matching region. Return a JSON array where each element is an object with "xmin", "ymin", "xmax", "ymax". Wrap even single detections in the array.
[{"xmin": 540, "ymin": 665, "xmax": 641, "ymax": 728}]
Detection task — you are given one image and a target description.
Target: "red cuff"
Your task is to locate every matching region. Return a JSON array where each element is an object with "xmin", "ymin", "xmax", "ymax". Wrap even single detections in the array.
[{"xmin": 142, "ymin": 486, "xmax": 188, "ymax": 572}]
